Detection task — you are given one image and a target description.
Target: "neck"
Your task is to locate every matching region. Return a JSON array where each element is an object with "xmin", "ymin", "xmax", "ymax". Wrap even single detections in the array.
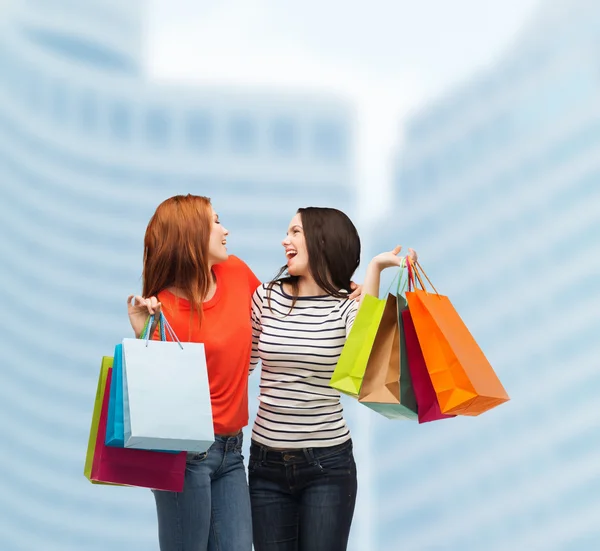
[{"xmin": 296, "ymin": 275, "xmax": 327, "ymax": 297}]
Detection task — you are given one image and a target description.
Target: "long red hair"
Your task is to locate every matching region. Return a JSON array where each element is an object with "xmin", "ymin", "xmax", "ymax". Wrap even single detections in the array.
[{"xmin": 142, "ymin": 194, "xmax": 213, "ymax": 326}]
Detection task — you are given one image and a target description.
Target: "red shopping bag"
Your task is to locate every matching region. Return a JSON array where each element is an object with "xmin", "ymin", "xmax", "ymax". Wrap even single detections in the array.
[
  {"xmin": 402, "ymin": 308, "xmax": 455, "ymax": 423},
  {"xmin": 89, "ymin": 368, "xmax": 186, "ymax": 491}
]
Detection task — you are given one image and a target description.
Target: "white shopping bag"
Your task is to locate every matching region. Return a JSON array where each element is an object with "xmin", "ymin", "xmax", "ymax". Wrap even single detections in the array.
[{"xmin": 121, "ymin": 314, "xmax": 214, "ymax": 453}]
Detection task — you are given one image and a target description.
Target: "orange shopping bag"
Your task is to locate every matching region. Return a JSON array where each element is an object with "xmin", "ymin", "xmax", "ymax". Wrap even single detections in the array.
[{"xmin": 405, "ymin": 261, "xmax": 509, "ymax": 416}]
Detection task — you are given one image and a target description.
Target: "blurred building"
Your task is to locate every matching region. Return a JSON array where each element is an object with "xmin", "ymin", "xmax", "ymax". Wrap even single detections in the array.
[
  {"xmin": 368, "ymin": 0, "xmax": 600, "ymax": 549},
  {"xmin": 0, "ymin": 0, "xmax": 357, "ymax": 549}
]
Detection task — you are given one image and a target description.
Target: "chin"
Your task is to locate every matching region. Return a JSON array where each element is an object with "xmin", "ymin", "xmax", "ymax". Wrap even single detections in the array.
[{"xmin": 287, "ymin": 264, "xmax": 306, "ymax": 277}]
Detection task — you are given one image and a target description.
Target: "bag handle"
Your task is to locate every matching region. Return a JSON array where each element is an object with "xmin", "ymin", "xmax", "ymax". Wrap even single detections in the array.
[
  {"xmin": 141, "ymin": 312, "xmax": 184, "ymax": 349},
  {"xmin": 407, "ymin": 257, "xmax": 414, "ymax": 291},
  {"xmin": 416, "ymin": 261, "xmax": 438, "ymax": 294},
  {"xmin": 139, "ymin": 316, "xmax": 152, "ymax": 340},
  {"xmin": 159, "ymin": 313, "xmax": 183, "ymax": 349},
  {"xmin": 407, "ymin": 259, "xmax": 439, "ymax": 295},
  {"xmin": 381, "ymin": 256, "xmax": 409, "ymax": 297},
  {"xmin": 139, "ymin": 314, "xmax": 166, "ymax": 341},
  {"xmin": 395, "ymin": 257, "xmax": 409, "ymax": 295}
]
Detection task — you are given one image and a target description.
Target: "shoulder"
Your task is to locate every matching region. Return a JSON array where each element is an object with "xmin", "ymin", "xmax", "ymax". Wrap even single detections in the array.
[
  {"xmin": 251, "ymin": 283, "xmax": 270, "ymax": 317},
  {"xmin": 252, "ymin": 281, "xmax": 269, "ymax": 298},
  {"xmin": 221, "ymin": 256, "xmax": 260, "ymax": 290},
  {"xmin": 216, "ymin": 255, "xmax": 255, "ymax": 281},
  {"xmin": 337, "ymin": 295, "xmax": 358, "ymax": 318},
  {"xmin": 157, "ymin": 289, "xmax": 186, "ymax": 311},
  {"xmin": 216, "ymin": 255, "xmax": 246, "ymax": 273}
]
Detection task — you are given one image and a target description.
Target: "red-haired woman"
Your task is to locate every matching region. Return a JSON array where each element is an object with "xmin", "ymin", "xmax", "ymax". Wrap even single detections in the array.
[{"xmin": 127, "ymin": 194, "xmax": 259, "ymax": 551}]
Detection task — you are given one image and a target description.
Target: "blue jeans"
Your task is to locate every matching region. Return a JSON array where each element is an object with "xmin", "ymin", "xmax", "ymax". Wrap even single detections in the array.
[
  {"xmin": 152, "ymin": 432, "xmax": 252, "ymax": 551},
  {"xmin": 248, "ymin": 439, "xmax": 357, "ymax": 551}
]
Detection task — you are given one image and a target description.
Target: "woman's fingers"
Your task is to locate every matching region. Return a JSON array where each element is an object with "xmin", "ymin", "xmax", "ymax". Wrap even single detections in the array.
[{"xmin": 127, "ymin": 295, "xmax": 161, "ymax": 315}]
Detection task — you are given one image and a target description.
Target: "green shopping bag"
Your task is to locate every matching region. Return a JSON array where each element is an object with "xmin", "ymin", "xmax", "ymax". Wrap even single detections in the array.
[
  {"xmin": 358, "ymin": 266, "xmax": 418, "ymax": 420},
  {"xmin": 330, "ymin": 293, "xmax": 386, "ymax": 397},
  {"xmin": 84, "ymin": 355, "xmax": 116, "ymax": 484}
]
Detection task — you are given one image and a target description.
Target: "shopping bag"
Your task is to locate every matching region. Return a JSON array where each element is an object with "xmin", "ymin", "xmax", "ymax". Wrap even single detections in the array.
[
  {"xmin": 405, "ymin": 261, "xmax": 510, "ymax": 416},
  {"xmin": 105, "ymin": 343, "xmax": 124, "ymax": 447},
  {"xmin": 89, "ymin": 367, "xmax": 187, "ymax": 491},
  {"xmin": 330, "ymin": 294, "xmax": 387, "ymax": 397},
  {"xmin": 122, "ymin": 312, "xmax": 214, "ymax": 453},
  {"xmin": 84, "ymin": 355, "xmax": 119, "ymax": 485},
  {"xmin": 402, "ymin": 308, "xmax": 455, "ymax": 423},
  {"xmin": 358, "ymin": 265, "xmax": 418, "ymax": 420},
  {"xmin": 105, "ymin": 324, "xmax": 178, "ymax": 453}
]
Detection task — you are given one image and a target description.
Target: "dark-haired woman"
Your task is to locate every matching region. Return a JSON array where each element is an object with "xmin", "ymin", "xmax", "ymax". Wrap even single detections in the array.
[{"xmin": 248, "ymin": 207, "xmax": 415, "ymax": 551}]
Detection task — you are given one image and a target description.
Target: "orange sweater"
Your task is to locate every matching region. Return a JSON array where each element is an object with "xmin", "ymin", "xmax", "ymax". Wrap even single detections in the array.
[{"xmin": 156, "ymin": 256, "xmax": 260, "ymax": 435}]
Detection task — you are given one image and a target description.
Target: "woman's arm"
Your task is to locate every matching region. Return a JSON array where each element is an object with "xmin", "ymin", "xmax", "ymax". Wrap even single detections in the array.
[
  {"xmin": 362, "ymin": 246, "xmax": 418, "ymax": 299},
  {"xmin": 249, "ymin": 286, "xmax": 264, "ymax": 376}
]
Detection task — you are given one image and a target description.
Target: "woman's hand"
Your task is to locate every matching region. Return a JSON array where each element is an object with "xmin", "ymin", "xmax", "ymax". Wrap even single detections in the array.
[
  {"xmin": 371, "ymin": 246, "xmax": 418, "ymax": 270},
  {"xmin": 361, "ymin": 246, "xmax": 419, "ymax": 300},
  {"xmin": 370, "ymin": 245, "xmax": 404, "ymax": 271},
  {"xmin": 348, "ymin": 281, "xmax": 363, "ymax": 301},
  {"xmin": 406, "ymin": 247, "xmax": 418, "ymax": 265},
  {"xmin": 127, "ymin": 295, "xmax": 161, "ymax": 338}
]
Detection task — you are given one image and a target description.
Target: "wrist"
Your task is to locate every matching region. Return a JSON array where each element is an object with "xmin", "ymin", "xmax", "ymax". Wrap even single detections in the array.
[{"xmin": 367, "ymin": 259, "xmax": 385, "ymax": 273}]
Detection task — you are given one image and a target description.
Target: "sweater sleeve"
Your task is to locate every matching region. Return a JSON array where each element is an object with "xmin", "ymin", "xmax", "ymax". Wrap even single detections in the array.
[
  {"xmin": 339, "ymin": 297, "xmax": 359, "ymax": 337},
  {"xmin": 249, "ymin": 284, "xmax": 265, "ymax": 375}
]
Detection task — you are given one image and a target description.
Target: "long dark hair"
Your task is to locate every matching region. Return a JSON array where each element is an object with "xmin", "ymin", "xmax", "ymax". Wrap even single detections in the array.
[{"xmin": 267, "ymin": 207, "xmax": 361, "ymax": 311}]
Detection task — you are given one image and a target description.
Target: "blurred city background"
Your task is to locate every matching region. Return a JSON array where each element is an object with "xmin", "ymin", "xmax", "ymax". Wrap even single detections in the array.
[{"xmin": 1, "ymin": 0, "xmax": 599, "ymax": 549}]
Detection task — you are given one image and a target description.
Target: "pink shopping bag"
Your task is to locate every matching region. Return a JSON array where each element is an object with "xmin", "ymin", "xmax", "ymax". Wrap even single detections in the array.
[
  {"xmin": 89, "ymin": 368, "xmax": 187, "ymax": 491},
  {"xmin": 402, "ymin": 309, "xmax": 455, "ymax": 424}
]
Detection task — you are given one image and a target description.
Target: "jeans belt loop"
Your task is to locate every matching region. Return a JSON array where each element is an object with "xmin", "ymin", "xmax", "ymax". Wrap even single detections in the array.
[{"xmin": 303, "ymin": 447, "xmax": 317, "ymax": 466}]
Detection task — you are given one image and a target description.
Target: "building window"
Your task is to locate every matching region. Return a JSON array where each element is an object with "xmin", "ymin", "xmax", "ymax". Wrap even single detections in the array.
[
  {"xmin": 186, "ymin": 111, "xmax": 213, "ymax": 151},
  {"xmin": 23, "ymin": 27, "xmax": 137, "ymax": 74},
  {"xmin": 270, "ymin": 117, "xmax": 297, "ymax": 156},
  {"xmin": 109, "ymin": 101, "xmax": 132, "ymax": 142},
  {"xmin": 228, "ymin": 115, "xmax": 257, "ymax": 154},
  {"xmin": 312, "ymin": 120, "xmax": 347, "ymax": 161},
  {"xmin": 145, "ymin": 108, "xmax": 170, "ymax": 148}
]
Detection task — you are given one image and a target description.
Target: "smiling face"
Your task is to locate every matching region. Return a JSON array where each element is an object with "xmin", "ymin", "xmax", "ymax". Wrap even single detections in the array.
[
  {"xmin": 282, "ymin": 212, "xmax": 309, "ymax": 277},
  {"xmin": 207, "ymin": 208, "xmax": 229, "ymax": 266}
]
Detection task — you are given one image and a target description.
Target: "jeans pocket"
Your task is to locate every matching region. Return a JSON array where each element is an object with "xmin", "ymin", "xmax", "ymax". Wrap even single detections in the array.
[
  {"xmin": 187, "ymin": 450, "xmax": 209, "ymax": 465},
  {"xmin": 248, "ymin": 456, "xmax": 261, "ymax": 474},
  {"xmin": 316, "ymin": 447, "xmax": 355, "ymax": 476},
  {"xmin": 233, "ymin": 443, "xmax": 244, "ymax": 459}
]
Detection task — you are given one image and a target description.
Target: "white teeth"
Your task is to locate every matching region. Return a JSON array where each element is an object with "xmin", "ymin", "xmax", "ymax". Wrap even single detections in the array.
[{"xmin": 286, "ymin": 251, "xmax": 297, "ymax": 258}]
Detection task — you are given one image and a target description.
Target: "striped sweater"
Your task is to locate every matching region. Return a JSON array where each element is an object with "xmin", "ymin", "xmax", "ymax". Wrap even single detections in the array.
[{"xmin": 250, "ymin": 281, "xmax": 358, "ymax": 449}]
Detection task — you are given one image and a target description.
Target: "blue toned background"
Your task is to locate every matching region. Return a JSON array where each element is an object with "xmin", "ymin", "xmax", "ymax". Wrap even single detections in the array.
[{"xmin": 1, "ymin": 0, "xmax": 599, "ymax": 549}]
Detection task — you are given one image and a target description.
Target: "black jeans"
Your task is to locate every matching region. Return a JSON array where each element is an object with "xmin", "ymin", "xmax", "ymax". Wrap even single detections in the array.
[{"xmin": 248, "ymin": 439, "xmax": 357, "ymax": 551}]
